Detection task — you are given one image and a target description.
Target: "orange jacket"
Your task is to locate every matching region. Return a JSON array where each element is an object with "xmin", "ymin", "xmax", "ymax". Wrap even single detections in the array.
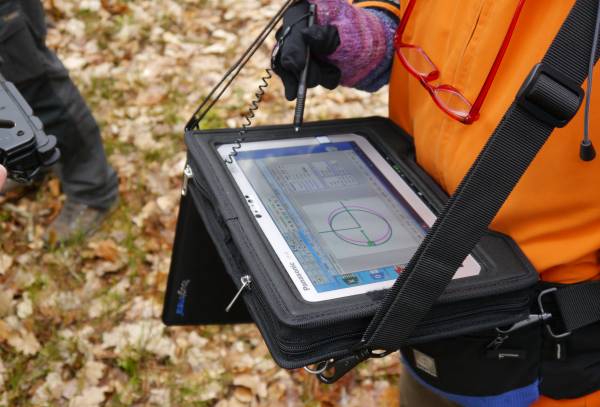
[
  {"xmin": 386, "ymin": 0, "xmax": 600, "ymax": 285},
  {"xmin": 356, "ymin": 0, "xmax": 600, "ymax": 405}
]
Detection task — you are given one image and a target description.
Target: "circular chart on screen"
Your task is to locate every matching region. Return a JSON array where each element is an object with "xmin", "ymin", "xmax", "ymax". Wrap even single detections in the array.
[{"xmin": 326, "ymin": 203, "xmax": 393, "ymax": 248}]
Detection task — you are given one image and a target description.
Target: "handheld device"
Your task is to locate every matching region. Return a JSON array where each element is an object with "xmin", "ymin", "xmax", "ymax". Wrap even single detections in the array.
[
  {"xmin": 218, "ymin": 134, "xmax": 481, "ymax": 302},
  {"xmin": 293, "ymin": 3, "xmax": 316, "ymax": 132},
  {"xmin": 0, "ymin": 75, "xmax": 60, "ymax": 183}
]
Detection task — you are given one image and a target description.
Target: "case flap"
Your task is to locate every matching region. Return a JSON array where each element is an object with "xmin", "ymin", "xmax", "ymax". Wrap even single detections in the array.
[{"xmin": 162, "ymin": 192, "xmax": 252, "ymax": 325}]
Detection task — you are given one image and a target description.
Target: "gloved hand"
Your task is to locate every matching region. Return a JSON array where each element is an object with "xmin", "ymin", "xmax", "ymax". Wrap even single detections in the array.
[
  {"xmin": 0, "ymin": 165, "xmax": 6, "ymax": 190},
  {"xmin": 272, "ymin": 0, "xmax": 341, "ymax": 101},
  {"xmin": 272, "ymin": 0, "xmax": 399, "ymax": 99}
]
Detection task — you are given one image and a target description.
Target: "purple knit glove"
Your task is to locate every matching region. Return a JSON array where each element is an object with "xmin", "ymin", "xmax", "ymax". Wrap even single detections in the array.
[{"xmin": 308, "ymin": 0, "xmax": 398, "ymax": 91}]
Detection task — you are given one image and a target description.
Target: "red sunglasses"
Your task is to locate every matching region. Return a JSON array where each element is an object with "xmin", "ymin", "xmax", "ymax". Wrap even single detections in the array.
[{"xmin": 395, "ymin": 0, "xmax": 526, "ymax": 124}]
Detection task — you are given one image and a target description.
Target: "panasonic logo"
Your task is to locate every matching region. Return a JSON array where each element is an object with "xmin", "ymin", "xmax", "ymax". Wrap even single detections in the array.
[{"xmin": 290, "ymin": 262, "xmax": 310, "ymax": 291}]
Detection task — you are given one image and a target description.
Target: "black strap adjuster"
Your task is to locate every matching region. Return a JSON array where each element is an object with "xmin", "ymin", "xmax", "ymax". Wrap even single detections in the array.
[{"xmin": 517, "ymin": 63, "xmax": 585, "ymax": 128}]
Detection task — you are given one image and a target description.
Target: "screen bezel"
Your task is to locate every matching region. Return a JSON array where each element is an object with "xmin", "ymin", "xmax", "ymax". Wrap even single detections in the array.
[{"xmin": 218, "ymin": 134, "xmax": 481, "ymax": 302}]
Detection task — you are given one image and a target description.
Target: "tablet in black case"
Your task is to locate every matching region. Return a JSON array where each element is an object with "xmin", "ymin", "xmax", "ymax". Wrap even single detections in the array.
[{"xmin": 163, "ymin": 117, "xmax": 538, "ymax": 369}]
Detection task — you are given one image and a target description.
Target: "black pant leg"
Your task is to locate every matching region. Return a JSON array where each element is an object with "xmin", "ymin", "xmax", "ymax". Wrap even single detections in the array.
[{"xmin": 0, "ymin": 0, "xmax": 118, "ymax": 208}]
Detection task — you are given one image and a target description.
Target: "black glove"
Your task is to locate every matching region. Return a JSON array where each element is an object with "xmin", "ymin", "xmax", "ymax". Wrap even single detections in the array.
[{"xmin": 272, "ymin": 1, "xmax": 342, "ymax": 101}]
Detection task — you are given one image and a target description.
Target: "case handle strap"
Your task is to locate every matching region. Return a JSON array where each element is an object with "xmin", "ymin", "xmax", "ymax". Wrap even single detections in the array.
[{"xmin": 185, "ymin": 0, "xmax": 298, "ymax": 131}]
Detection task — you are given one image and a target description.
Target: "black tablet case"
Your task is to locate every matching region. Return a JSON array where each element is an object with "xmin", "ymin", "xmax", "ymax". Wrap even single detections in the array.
[{"xmin": 163, "ymin": 117, "xmax": 538, "ymax": 369}]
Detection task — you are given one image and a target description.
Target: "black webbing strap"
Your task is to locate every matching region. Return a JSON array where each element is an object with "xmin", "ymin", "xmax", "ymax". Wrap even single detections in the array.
[
  {"xmin": 555, "ymin": 282, "xmax": 600, "ymax": 333},
  {"xmin": 362, "ymin": 0, "xmax": 599, "ymax": 350}
]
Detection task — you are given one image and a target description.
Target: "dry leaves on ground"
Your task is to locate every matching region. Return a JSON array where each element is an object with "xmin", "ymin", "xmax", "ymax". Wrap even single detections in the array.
[{"xmin": 0, "ymin": 0, "xmax": 397, "ymax": 406}]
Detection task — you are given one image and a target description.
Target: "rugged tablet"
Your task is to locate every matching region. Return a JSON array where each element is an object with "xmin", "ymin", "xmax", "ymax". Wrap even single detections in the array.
[{"xmin": 218, "ymin": 134, "xmax": 480, "ymax": 301}]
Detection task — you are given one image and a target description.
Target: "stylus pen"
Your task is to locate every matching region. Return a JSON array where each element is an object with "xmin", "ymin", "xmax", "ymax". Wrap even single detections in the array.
[{"xmin": 293, "ymin": 4, "xmax": 316, "ymax": 133}]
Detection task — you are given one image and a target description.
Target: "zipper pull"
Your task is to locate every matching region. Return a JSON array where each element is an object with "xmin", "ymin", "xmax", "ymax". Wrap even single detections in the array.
[
  {"xmin": 181, "ymin": 164, "xmax": 193, "ymax": 196},
  {"xmin": 486, "ymin": 333, "xmax": 509, "ymax": 350},
  {"xmin": 225, "ymin": 275, "xmax": 252, "ymax": 312},
  {"xmin": 486, "ymin": 349, "xmax": 526, "ymax": 360}
]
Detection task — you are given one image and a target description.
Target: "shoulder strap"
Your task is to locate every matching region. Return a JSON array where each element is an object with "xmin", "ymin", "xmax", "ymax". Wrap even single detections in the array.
[{"xmin": 362, "ymin": 0, "xmax": 598, "ymax": 350}]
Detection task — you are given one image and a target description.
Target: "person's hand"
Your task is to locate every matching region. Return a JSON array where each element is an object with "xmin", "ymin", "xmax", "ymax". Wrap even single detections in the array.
[
  {"xmin": 0, "ymin": 165, "xmax": 6, "ymax": 190},
  {"xmin": 273, "ymin": 0, "xmax": 399, "ymax": 97},
  {"xmin": 272, "ymin": 0, "xmax": 342, "ymax": 101}
]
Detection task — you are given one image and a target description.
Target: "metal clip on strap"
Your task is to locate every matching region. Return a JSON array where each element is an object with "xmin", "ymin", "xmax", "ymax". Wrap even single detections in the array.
[
  {"xmin": 538, "ymin": 288, "xmax": 572, "ymax": 339},
  {"xmin": 309, "ymin": 349, "xmax": 393, "ymax": 384},
  {"xmin": 538, "ymin": 283, "xmax": 600, "ymax": 339}
]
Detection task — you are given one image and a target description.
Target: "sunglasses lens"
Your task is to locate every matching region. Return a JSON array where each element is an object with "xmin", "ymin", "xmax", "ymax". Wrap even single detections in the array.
[
  {"xmin": 434, "ymin": 87, "xmax": 472, "ymax": 117},
  {"xmin": 398, "ymin": 46, "xmax": 437, "ymax": 77}
]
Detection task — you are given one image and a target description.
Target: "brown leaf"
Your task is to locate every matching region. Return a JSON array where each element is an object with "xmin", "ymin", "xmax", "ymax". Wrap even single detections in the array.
[
  {"xmin": 0, "ymin": 253, "xmax": 13, "ymax": 275},
  {"xmin": 233, "ymin": 386, "xmax": 253, "ymax": 404},
  {"xmin": 135, "ymin": 85, "xmax": 168, "ymax": 107},
  {"xmin": 379, "ymin": 384, "xmax": 400, "ymax": 407},
  {"xmin": 0, "ymin": 319, "xmax": 41, "ymax": 355},
  {"xmin": 48, "ymin": 178, "xmax": 61, "ymax": 197},
  {"xmin": 233, "ymin": 374, "xmax": 267, "ymax": 398},
  {"xmin": 0, "ymin": 290, "xmax": 14, "ymax": 317},
  {"xmin": 100, "ymin": 0, "xmax": 128, "ymax": 15},
  {"xmin": 0, "ymin": 320, "xmax": 12, "ymax": 342},
  {"xmin": 90, "ymin": 240, "xmax": 120, "ymax": 262}
]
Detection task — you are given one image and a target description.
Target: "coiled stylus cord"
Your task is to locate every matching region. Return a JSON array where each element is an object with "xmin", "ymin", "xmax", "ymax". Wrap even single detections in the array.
[
  {"xmin": 223, "ymin": 69, "xmax": 273, "ymax": 164},
  {"xmin": 222, "ymin": 10, "xmax": 315, "ymax": 164},
  {"xmin": 186, "ymin": 0, "xmax": 298, "ymax": 132}
]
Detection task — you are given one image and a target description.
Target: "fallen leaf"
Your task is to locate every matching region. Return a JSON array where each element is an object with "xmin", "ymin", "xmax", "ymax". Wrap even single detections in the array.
[
  {"xmin": 80, "ymin": 360, "xmax": 107, "ymax": 387},
  {"xmin": 233, "ymin": 386, "xmax": 253, "ymax": 404},
  {"xmin": 101, "ymin": 0, "xmax": 128, "ymax": 15},
  {"xmin": 0, "ymin": 359, "xmax": 6, "ymax": 391},
  {"xmin": 0, "ymin": 290, "xmax": 14, "ymax": 317},
  {"xmin": 379, "ymin": 384, "xmax": 400, "ymax": 407},
  {"xmin": 68, "ymin": 386, "xmax": 109, "ymax": 407},
  {"xmin": 136, "ymin": 85, "xmax": 168, "ymax": 106},
  {"xmin": 0, "ymin": 253, "xmax": 13, "ymax": 275},
  {"xmin": 16, "ymin": 293, "xmax": 33, "ymax": 319},
  {"xmin": 0, "ymin": 320, "xmax": 11, "ymax": 342},
  {"xmin": 7, "ymin": 328, "xmax": 41, "ymax": 355},
  {"xmin": 233, "ymin": 374, "xmax": 268, "ymax": 398},
  {"xmin": 90, "ymin": 240, "xmax": 119, "ymax": 262},
  {"xmin": 48, "ymin": 178, "xmax": 62, "ymax": 197}
]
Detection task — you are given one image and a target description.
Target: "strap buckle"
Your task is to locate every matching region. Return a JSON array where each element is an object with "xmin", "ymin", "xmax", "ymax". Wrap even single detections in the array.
[
  {"xmin": 537, "ymin": 288, "xmax": 572, "ymax": 339},
  {"xmin": 516, "ymin": 63, "xmax": 584, "ymax": 128},
  {"xmin": 305, "ymin": 349, "xmax": 394, "ymax": 384}
]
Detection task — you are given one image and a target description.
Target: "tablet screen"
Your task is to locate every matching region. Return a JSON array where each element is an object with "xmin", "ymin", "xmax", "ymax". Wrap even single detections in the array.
[{"xmin": 234, "ymin": 140, "xmax": 429, "ymax": 294}]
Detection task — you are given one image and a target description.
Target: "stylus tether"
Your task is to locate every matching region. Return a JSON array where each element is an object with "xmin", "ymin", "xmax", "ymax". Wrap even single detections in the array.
[
  {"xmin": 580, "ymin": 0, "xmax": 600, "ymax": 161},
  {"xmin": 293, "ymin": 3, "xmax": 316, "ymax": 133},
  {"xmin": 185, "ymin": 0, "xmax": 298, "ymax": 132}
]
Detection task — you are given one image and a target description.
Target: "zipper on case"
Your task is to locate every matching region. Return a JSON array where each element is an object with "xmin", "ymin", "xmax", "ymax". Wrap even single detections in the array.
[
  {"xmin": 238, "ymin": 274, "xmax": 530, "ymax": 359},
  {"xmin": 225, "ymin": 275, "xmax": 252, "ymax": 312},
  {"xmin": 181, "ymin": 164, "xmax": 194, "ymax": 196},
  {"xmin": 277, "ymin": 331, "xmax": 362, "ymax": 354},
  {"xmin": 420, "ymin": 297, "xmax": 530, "ymax": 329},
  {"xmin": 249, "ymin": 284, "xmax": 364, "ymax": 355}
]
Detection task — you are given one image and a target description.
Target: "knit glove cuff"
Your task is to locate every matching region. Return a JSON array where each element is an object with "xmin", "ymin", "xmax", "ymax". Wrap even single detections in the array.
[{"xmin": 308, "ymin": 0, "xmax": 398, "ymax": 90}]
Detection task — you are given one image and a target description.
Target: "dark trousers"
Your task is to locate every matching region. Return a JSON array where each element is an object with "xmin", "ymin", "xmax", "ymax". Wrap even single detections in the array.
[{"xmin": 0, "ymin": 0, "xmax": 118, "ymax": 209}]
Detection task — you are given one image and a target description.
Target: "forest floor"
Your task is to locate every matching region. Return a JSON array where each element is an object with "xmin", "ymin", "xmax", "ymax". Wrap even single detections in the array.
[{"xmin": 0, "ymin": 1, "xmax": 401, "ymax": 406}]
